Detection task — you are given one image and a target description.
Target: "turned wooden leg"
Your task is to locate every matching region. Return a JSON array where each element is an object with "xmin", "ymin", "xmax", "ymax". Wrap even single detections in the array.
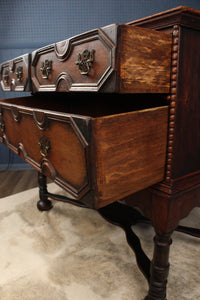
[
  {"xmin": 37, "ymin": 172, "xmax": 53, "ymax": 211},
  {"xmin": 145, "ymin": 233, "xmax": 172, "ymax": 300}
]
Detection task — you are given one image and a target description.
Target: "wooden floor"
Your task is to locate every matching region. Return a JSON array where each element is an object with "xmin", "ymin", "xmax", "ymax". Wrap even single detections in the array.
[{"xmin": 0, "ymin": 170, "xmax": 41, "ymax": 198}]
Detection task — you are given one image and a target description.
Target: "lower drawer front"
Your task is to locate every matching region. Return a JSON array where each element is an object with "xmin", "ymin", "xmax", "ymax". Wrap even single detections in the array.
[
  {"xmin": 0, "ymin": 97, "xmax": 168, "ymax": 208},
  {"xmin": 0, "ymin": 105, "xmax": 91, "ymax": 199}
]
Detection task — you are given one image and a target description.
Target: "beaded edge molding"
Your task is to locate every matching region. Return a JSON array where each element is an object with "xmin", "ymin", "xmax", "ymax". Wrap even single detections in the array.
[{"xmin": 165, "ymin": 25, "xmax": 179, "ymax": 183}]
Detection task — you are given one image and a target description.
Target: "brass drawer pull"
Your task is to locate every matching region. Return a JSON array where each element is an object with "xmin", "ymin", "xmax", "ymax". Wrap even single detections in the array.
[
  {"xmin": 76, "ymin": 49, "xmax": 95, "ymax": 75},
  {"xmin": 39, "ymin": 135, "xmax": 51, "ymax": 157},
  {"xmin": 40, "ymin": 60, "xmax": 52, "ymax": 79},
  {"xmin": 16, "ymin": 66, "xmax": 23, "ymax": 82}
]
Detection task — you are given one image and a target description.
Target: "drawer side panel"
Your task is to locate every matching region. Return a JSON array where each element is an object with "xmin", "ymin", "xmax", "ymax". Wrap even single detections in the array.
[
  {"xmin": 117, "ymin": 25, "xmax": 172, "ymax": 93},
  {"xmin": 92, "ymin": 106, "xmax": 169, "ymax": 208}
]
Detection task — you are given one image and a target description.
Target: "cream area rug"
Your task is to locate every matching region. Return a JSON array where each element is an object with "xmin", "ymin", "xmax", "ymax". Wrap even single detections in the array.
[{"xmin": 0, "ymin": 183, "xmax": 199, "ymax": 300}]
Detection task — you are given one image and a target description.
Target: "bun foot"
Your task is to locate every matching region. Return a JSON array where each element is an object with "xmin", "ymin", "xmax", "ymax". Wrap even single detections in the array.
[{"xmin": 37, "ymin": 199, "xmax": 53, "ymax": 211}]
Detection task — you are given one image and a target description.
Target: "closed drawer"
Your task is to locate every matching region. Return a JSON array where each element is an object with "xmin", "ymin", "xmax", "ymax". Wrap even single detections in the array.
[
  {"xmin": 0, "ymin": 95, "xmax": 168, "ymax": 208},
  {"xmin": 31, "ymin": 27, "xmax": 114, "ymax": 93},
  {"xmin": 0, "ymin": 54, "xmax": 31, "ymax": 92},
  {"xmin": 0, "ymin": 24, "xmax": 171, "ymax": 94},
  {"xmin": 0, "ymin": 25, "xmax": 172, "ymax": 94},
  {"xmin": 31, "ymin": 24, "xmax": 171, "ymax": 93}
]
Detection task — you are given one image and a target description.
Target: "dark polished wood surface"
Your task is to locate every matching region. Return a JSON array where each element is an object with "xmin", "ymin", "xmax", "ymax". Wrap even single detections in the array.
[
  {"xmin": 0, "ymin": 94, "xmax": 168, "ymax": 208},
  {"xmin": 0, "ymin": 24, "xmax": 171, "ymax": 94},
  {"xmin": 127, "ymin": 6, "xmax": 200, "ymax": 300},
  {"xmin": 0, "ymin": 6, "xmax": 200, "ymax": 300}
]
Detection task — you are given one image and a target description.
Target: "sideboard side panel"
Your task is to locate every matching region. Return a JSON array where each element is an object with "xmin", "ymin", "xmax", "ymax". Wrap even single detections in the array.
[{"xmin": 171, "ymin": 26, "xmax": 200, "ymax": 178}]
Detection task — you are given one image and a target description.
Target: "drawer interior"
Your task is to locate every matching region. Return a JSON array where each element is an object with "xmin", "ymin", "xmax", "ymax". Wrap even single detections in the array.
[
  {"xmin": 0, "ymin": 93, "xmax": 168, "ymax": 117},
  {"xmin": 0, "ymin": 93, "xmax": 169, "ymax": 208}
]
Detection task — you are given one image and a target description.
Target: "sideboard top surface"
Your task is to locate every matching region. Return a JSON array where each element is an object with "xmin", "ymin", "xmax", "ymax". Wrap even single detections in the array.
[{"xmin": 128, "ymin": 6, "xmax": 200, "ymax": 30}]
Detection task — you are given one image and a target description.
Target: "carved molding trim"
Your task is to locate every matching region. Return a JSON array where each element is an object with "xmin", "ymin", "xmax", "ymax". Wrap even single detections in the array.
[
  {"xmin": 0, "ymin": 61, "xmax": 11, "ymax": 91},
  {"xmin": 17, "ymin": 142, "xmax": 28, "ymax": 160},
  {"xmin": 40, "ymin": 158, "xmax": 56, "ymax": 179},
  {"xmin": 32, "ymin": 44, "xmax": 54, "ymax": 65},
  {"xmin": 54, "ymin": 39, "xmax": 70, "ymax": 60},
  {"xmin": 56, "ymin": 72, "xmax": 73, "ymax": 92},
  {"xmin": 32, "ymin": 27, "xmax": 115, "ymax": 92},
  {"xmin": 33, "ymin": 110, "xmax": 48, "ymax": 130}
]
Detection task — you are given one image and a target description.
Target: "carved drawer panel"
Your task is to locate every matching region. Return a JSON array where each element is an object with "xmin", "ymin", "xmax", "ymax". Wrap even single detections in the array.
[
  {"xmin": 0, "ymin": 98, "xmax": 90, "ymax": 200},
  {"xmin": 0, "ymin": 95, "xmax": 168, "ymax": 208},
  {"xmin": 31, "ymin": 27, "xmax": 114, "ymax": 92},
  {"xmin": 31, "ymin": 24, "xmax": 172, "ymax": 93},
  {"xmin": 0, "ymin": 24, "xmax": 172, "ymax": 94},
  {"xmin": 0, "ymin": 54, "xmax": 31, "ymax": 92}
]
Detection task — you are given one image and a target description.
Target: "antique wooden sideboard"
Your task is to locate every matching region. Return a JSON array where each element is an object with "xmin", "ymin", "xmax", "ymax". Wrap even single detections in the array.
[{"xmin": 0, "ymin": 6, "xmax": 200, "ymax": 300}]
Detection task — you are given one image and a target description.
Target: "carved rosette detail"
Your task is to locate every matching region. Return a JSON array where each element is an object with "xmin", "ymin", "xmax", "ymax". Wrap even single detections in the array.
[{"xmin": 165, "ymin": 25, "xmax": 179, "ymax": 183}]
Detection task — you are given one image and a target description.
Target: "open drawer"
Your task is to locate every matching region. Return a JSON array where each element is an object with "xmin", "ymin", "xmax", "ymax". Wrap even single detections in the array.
[{"xmin": 0, "ymin": 94, "xmax": 168, "ymax": 208}]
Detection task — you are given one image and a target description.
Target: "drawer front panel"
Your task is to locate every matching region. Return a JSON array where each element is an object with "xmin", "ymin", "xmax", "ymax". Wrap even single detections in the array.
[
  {"xmin": 31, "ymin": 27, "xmax": 115, "ymax": 92},
  {"xmin": 1, "ymin": 105, "xmax": 91, "ymax": 199},
  {"xmin": 0, "ymin": 24, "xmax": 171, "ymax": 94},
  {"xmin": 0, "ymin": 54, "xmax": 30, "ymax": 92}
]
